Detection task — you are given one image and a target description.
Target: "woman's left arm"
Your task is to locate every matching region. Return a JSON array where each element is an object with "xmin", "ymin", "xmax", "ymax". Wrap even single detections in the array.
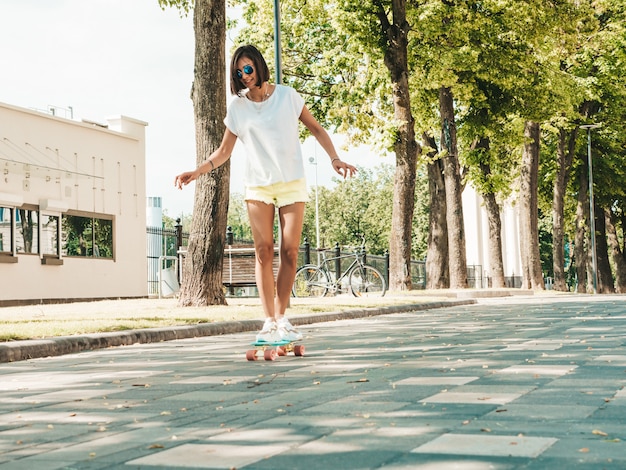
[{"xmin": 299, "ymin": 105, "xmax": 357, "ymax": 179}]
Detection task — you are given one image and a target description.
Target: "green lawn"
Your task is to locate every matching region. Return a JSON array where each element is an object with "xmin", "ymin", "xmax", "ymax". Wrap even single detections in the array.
[{"xmin": 0, "ymin": 293, "xmax": 439, "ymax": 341}]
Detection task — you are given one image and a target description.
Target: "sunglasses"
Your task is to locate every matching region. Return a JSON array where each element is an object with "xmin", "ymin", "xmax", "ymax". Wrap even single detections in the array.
[{"xmin": 236, "ymin": 64, "xmax": 254, "ymax": 79}]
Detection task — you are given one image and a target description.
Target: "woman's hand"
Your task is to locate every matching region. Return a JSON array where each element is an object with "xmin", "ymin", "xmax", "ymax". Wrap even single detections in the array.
[
  {"xmin": 174, "ymin": 169, "xmax": 199, "ymax": 189},
  {"xmin": 331, "ymin": 158, "xmax": 357, "ymax": 179}
]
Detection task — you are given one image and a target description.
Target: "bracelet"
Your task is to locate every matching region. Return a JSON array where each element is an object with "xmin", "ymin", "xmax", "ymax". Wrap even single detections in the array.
[
  {"xmin": 209, "ymin": 160, "xmax": 215, "ymax": 172},
  {"xmin": 331, "ymin": 158, "xmax": 340, "ymax": 164}
]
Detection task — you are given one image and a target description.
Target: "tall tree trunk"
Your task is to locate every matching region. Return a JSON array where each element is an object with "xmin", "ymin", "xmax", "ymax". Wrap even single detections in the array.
[
  {"xmin": 178, "ymin": 0, "xmax": 229, "ymax": 306},
  {"xmin": 622, "ymin": 212, "xmax": 626, "ymax": 256},
  {"xmin": 439, "ymin": 87, "xmax": 467, "ymax": 289},
  {"xmin": 474, "ymin": 138, "xmax": 505, "ymax": 288},
  {"xmin": 575, "ymin": 165, "xmax": 589, "ymax": 293},
  {"xmin": 376, "ymin": 0, "xmax": 419, "ymax": 291},
  {"xmin": 424, "ymin": 133, "xmax": 449, "ymax": 289},
  {"xmin": 594, "ymin": 203, "xmax": 614, "ymax": 293},
  {"xmin": 605, "ymin": 208, "xmax": 626, "ymax": 293},
  {"xmin": 518, "ymin": 121, "xmax": 544, "ymax": 290},
  {"xmin": 482, "ymin": 191, "xmax": 505, "ymax": 288},
  {"xmin": 552, "ymin": 127, "xmax": 577, "ymax": 291}
]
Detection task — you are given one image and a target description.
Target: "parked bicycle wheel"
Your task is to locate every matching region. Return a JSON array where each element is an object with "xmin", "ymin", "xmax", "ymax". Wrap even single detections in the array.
[
  {"xmin": 292, "ymin": 265, "xmax": 329, "ymax": 297},
  {"xmin": 348, "ymin": 264, "xmax": 386, "ymax": 297}
]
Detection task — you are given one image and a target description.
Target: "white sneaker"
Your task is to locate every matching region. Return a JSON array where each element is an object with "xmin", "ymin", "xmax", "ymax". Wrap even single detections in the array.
[
  {"xmin": 278, "ymin": 317, "xmax": 303, "ymax": 341},
  {"xmin": 256, "ymin": 319, "xmax": 281, "ymax": 343}
]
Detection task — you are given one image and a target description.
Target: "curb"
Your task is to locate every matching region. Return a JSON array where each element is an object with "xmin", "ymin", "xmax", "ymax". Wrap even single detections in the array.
[{"xmin": 0, "ymin": 299, "xmax": 475, "ymax": 363}]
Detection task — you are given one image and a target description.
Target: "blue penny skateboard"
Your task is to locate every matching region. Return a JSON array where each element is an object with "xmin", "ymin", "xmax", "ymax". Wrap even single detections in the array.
[{"xmin": 246, "ymin": 339, "xmax": 306, "ymax": 361}]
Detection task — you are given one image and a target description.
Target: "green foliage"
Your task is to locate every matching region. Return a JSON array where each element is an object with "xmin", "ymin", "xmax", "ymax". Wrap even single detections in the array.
[
  {"xmin": 162, "ymin": 212, "xmax": 193, "ymax": 232},
  {"xmin": 157, "ymin": 0, "xmax": 193, "ymax": 15},
  {"xmin": 301, "ymin": 163, "xmax": 429, "ymax": 259},
  {"xmin": 205, "ymin": 0, "xmax": 625, "ymax": 282},
  {"xmin": 227, "ymin": 192, "xmax": 254, "ymax": 241},
  {"xmin": 232, "ymin": 0, "xmax": 395, "ymax": 151}
]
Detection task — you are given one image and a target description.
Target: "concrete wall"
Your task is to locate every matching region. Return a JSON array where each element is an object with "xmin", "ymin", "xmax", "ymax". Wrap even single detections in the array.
[{"xmin": 0, "ymin": 102, "xmax": 148, "ymax": 304}]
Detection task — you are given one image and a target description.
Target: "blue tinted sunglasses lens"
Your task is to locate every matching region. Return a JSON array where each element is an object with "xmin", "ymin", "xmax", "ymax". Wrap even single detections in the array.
[{"xmin": 236, "ymin": 64, "xmax": 254, "ymax": 78}]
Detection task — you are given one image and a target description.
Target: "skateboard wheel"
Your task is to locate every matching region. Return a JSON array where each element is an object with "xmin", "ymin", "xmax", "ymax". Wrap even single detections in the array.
[
  {"xmin": 264, "ymin": 349, "xmax": 277, "ymax": 361},
  {"xmin": 294, "ymin": 345, "xmax": 305, "ymax": 356},
  {"xmin": 246, "ymin": 350, "xmax": 258, "ymax": 361},
  {"xmin": 276, "ymin": 346, "xmax": 287, "ymax": 356}
]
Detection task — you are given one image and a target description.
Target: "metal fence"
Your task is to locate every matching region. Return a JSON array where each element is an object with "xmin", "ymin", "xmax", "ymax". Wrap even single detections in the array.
[
  {"xmin": 146, "ymin": 226, "xmax": 497, "ymax": 295},
  {"xmin": 146, "ymin": 225, "xmax": 188, "ymax": 296}
]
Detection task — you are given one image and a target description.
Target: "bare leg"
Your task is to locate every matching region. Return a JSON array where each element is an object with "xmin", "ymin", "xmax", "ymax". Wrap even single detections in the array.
[
  {"xmin": 275, "ymin": 202, "xmax": 305, "ymax": 318},
  {"xmin": 246, "ymin": 200, "xmax": 277, "ymax": 319}
]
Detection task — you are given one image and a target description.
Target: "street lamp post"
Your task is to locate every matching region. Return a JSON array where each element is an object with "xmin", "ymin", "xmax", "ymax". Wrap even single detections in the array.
[
  {"xmin": 580, "ymin": 123, "xmax": 601, "ymax": 294},
  {"xmin": 308, "ymin": 156, "xmax": 320, "ymax": 260},
  {"xmin": 273, "ymin": 0, "xmax": 282, "ymax": 84}
]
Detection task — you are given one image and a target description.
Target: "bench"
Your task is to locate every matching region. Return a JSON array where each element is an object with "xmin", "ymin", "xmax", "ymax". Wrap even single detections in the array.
[{"xmin": 222, "ymin": 245, "xmax": 279, "ymax": 296}]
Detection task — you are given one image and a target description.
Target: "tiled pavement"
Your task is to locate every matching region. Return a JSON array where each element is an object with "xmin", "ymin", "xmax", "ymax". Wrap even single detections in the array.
[{"xmin": 0, "ymin": 294, "xmax": 625, "ymax": 469}]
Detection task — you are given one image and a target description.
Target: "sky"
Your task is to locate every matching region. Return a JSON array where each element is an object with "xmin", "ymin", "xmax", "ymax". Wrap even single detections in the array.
[{"xmin": 0, "ymin": 0, "xmax": 392, "ymax": 218}]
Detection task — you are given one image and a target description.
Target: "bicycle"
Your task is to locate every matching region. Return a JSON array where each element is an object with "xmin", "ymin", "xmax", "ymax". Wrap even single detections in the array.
[{"xmin": 292, "ymin": 238, "xmax": 386, "ymax": 298}]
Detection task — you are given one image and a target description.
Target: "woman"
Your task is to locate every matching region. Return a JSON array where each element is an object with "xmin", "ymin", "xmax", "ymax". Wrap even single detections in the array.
[{"xmin": 174, "ymin": 44, "xmax": 356, "ymax": 343}]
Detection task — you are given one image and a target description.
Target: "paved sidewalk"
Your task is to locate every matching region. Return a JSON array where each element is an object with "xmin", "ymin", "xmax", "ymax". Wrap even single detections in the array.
[{"xmin": 0, "ymin": 294, "xmax": 625, "ymax": 469}]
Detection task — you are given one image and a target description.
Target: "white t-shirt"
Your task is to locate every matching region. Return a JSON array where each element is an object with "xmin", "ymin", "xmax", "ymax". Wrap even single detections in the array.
[{"xmin": 224, "ymin": 84, "xmax": 306, "ymax": 187}]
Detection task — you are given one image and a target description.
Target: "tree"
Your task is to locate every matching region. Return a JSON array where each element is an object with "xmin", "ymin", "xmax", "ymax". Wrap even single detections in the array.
[
  {"xmin": 373, "ymin": 0, "xmax": 420, "ymax": 291},
  {"xmin": 160, "ymin": 0, "xmax": 230, "ymax": 306},
  {"xmin": 519, "ymin": 121, "xmax": 544, "ymax": 290},
  {"xmin": 438, "ymin": 87, "xmax": 468, "ymax": 288},
  {"xmin": 550, "ymin": 127, "xmax": 579, "ymax": 291},
  {"xmin": 423, "ymin": 132, "xmax": 449, "ymax": 289},
  {"xmin": 467, "ymin": 138, "xmax": 505, "ymax": 288},
  {"xmin": 555, "ymin": 0, "xmax": 626, "ymax": 293},
  {"xmin": 301, "ymin": 163, "xmax": 429, "ymax": 260},
  {"xmin": 605, "ymin": 208, "xmax": 626, "ymax": 293}
]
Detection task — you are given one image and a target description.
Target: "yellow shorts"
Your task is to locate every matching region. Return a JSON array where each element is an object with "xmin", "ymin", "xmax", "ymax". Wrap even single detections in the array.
[{"xmin": 245, "ymin": 178, "xmax": 309, "ymax": 208}]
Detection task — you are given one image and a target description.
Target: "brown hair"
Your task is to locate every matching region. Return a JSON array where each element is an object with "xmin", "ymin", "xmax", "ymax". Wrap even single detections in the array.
[{"xmin": 230, "ymin": 45, "xmax": 271, "ymax": 96}]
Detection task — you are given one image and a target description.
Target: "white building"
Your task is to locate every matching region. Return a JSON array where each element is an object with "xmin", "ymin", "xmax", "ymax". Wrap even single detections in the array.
[
  {"xmin": 462, "ymin": 185, "xmax": 523, "ymax": 288},
  {"xmin": 0, "ymin": 102, "xmax": 148, "ymax": 305}
]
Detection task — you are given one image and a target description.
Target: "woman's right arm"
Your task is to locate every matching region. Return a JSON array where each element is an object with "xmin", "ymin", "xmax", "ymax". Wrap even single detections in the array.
[{"xmin": 174, "ymin": 128, "xmax": 238, "ymax": 189}]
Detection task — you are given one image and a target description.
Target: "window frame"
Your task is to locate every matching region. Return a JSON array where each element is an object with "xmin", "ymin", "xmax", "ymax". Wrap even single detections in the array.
[{"xmin": 61, "ymin": 211, "xmax": 114, "ymax": 260}]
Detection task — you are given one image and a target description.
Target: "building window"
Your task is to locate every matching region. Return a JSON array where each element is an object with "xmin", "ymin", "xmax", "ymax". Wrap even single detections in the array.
[
  {"xmin": 16, "ymin": 208, "xmax": 38, "ymax": 254},
  {"xmin": 0, "ymin": 206, "xmax": 12, "ymax": 254},
  {"xmin": 40, "ymin": 214, "xmax": 60, "ymax": 256},
  {"xmin": 62, "ymin": 214, "xmax": 113, "ymax": 259}
]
